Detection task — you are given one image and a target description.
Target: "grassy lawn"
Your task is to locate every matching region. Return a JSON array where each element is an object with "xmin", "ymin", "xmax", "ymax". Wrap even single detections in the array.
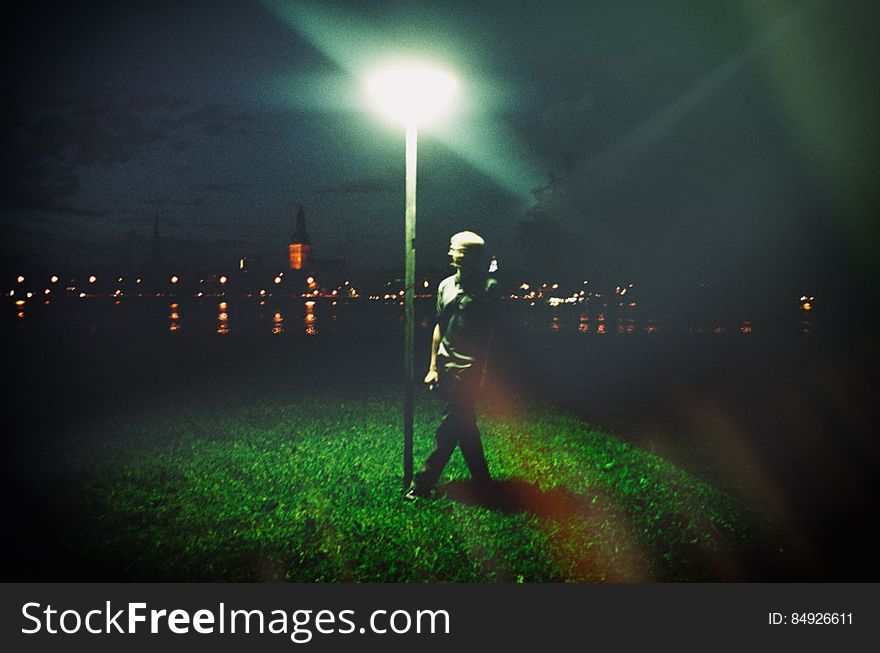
[{"xmin": 36, "ymin": 378, "xmax": 768, "ymax": 582}]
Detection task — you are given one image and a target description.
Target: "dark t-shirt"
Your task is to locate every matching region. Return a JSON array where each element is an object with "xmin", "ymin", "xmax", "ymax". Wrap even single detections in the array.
[{"xmin": 436, "ymin": 272, "xmax": 499, "ymax": 376}]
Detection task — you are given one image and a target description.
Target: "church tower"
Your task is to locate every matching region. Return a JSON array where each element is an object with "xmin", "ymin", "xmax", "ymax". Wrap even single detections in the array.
[{"xmin": 288, "ymin": 204, "xmax": 312, "ymax": 270}]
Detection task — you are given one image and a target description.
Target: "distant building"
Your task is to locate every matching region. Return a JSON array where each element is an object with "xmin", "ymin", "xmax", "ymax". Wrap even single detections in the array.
[{"xmin": 288, "ymin": 204, "xmax": 312, "ymax": 271}]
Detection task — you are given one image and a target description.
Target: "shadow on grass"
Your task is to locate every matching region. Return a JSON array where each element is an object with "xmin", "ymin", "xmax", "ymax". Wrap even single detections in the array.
[{"xmin": 439, "ymin": 478, "xmax": 597, "ymax": 522}]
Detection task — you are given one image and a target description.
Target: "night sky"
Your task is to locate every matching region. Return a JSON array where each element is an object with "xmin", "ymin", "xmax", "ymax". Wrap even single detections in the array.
[{"xmin": 2, "ymin": 0, "xmax": 877, "ymax": 301}]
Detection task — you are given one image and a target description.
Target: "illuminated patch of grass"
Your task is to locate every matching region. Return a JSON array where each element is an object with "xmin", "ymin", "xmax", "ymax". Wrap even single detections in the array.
[{"xmin": 46, "ymin": 388, "xmax": 765, "ymax": 582}]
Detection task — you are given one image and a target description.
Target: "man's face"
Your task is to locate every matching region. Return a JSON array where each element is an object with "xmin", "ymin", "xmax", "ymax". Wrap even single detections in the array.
[{"xmin": 448, "ymin": 245, "xmax": 466, "ymax": 269}]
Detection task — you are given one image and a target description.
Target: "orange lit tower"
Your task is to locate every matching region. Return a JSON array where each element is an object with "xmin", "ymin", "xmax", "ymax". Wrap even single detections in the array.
[{"xmin": 288, "ymin": 204, "xmax": 312, "ymax": 270}]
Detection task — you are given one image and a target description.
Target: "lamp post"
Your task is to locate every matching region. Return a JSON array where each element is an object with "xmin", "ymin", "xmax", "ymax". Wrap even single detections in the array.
[{"xmin": 367, "ymin": 63, "xmax": 457, "ymax": 488}]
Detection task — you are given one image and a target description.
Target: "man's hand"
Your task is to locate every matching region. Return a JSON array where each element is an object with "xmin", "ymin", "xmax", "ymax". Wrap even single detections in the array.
[{"xmin": 424, "ymin": 369, "xmax": 439, "ymax": 386}]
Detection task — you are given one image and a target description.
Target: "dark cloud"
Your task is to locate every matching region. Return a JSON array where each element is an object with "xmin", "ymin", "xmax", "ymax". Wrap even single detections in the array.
[
  {"xmin": 1, "ymin": 93, "xmax": 269, "ymax": 214},
  {"xmin": 316, "ymin": 176, "xmax": 394, "ymax": 196},
  {"xmin": 143, "ymin": 197, "xmax": 208, "ymax": 207},
  {"xmin": 53, "ymin": 204, "xmax": 112, "ymax": 219},
  {"xmin": 189, "ymin": 181, "xmax": 251, "ymax": 194},
  {"xmin": 168, "ymin": 104, "xmax": 264, "ymax": 138}
]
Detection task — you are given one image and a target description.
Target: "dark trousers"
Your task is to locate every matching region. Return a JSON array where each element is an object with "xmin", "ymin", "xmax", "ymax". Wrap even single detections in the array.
[{"xmin": 413, "ymin": 374, "xmax": 491, "ymax": 492}]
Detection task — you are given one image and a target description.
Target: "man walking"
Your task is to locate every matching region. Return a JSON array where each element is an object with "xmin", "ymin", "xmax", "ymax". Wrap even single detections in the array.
[{"xmin": 406, "ymin": 231, "xmax": 498, "ymax": 501}]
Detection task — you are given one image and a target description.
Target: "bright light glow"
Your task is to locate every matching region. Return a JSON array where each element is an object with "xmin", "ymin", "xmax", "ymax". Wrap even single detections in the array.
[
  {"xmin": 274, "ymin": 276, "xmax": 282, "ymax": 284},
  {"xmin": 51, "ymin": 276, "xmax": 59, "ymax": 283},
  {"xmin": 171, "ymin": 276, "xmax": 179, "ymax": 284},
  {"xmin": 88, "ymin": 276, "xmax": 96, "ymax": 283},
  {"xmin": 306, "ymin": 276, "xmax": 315, "ymax": 284},
  {"xmin": 367, "ymin": 63, "xmax": 457, "ymax": 126},
  {"xmin": 219, "ymin": 276, "xmax": 228, "ymax": 284},
  {"xmin": 17, "ymin": 276, "xmax": 24, "ymax": 283}
]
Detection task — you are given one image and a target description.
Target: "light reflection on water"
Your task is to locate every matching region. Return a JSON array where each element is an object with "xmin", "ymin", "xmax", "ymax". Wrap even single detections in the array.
[
  {"xmin": 217, "ymin": 301, "xmax": 229, "ymax": 335},
  {"xmin": 169, "ymin": 303, "xmax": 181, "ymax": 333},
  {"xmin": 304, "ymin": 301, "xmax": 317, "ymax": 336},
  {"xmin": 6, "ymin": 297, "xmax": 821, "ymax": 338}
]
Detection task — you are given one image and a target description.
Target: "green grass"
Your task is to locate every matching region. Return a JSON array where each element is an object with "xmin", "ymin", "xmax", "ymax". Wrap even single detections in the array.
[{"xmin": 43, "ymin": 386, "xmax": 766, "ymax": 582}]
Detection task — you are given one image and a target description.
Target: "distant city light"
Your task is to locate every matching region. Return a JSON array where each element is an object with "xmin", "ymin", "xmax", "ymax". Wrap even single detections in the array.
[
  {"xmin": 117, "ymin": 277, "xmax": 123, "ymax": 283},
  {"xmin": 26, "ymin": 292, "xmax": 33, "ymax": 298},
  {"xmin": 136, "ymin": 278, "xmax": 142, "ymax": 284},
  {"xmin": 79, "ymin": 292, "xmax": 86, "ymax": 298},
  {"xmin": 44, "ymin": 289, "xmax": 51, "ymax": 295},
  {"xmin": 274, "ymin": 276, "xmax": 282, "ymax": 284},
  {"xmin": 520, "ymin": 283, "xmax": 530, "ymax": 290},
  {"xmin": 170, "ymin": 276, "xmax": 179, "ymax": 284},
  {"xmin": 306, "ymin": 276, "xmax": 315, "ymax": 284},
  {"xmin": 17, "ymin": 276, "xmax": 24, "ymax": 283},
  {"xmin": 219, "ymin": 276, "xmax": 228, "ymax": 284},
  {"xmin": 15, "ymin": 300, "xmax": 25, "ymax": 307},
  {"xmin": 259, "ymin": 289, "xmax": 267, "ymax": 296},
  {"xmin": 50, "ymin": 276, "xmax": 59, "ymax": 283},
  {"xmin": 89, "ymin": 276, "xmax": 97, "ymax": 283}
]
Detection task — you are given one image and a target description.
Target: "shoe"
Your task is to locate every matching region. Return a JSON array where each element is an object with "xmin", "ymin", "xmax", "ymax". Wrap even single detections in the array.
[{"xmin": 404, "ymin": 483, "xmax": 431, "ymax": 502}]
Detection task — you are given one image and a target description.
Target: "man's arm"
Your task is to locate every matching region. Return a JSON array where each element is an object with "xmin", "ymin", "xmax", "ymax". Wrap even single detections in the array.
[{"xmin": 424, "ymin": 323, "xmax": 441, "ymax": 385}]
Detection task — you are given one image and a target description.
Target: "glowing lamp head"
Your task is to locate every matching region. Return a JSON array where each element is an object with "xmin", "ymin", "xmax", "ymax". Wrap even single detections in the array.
[{"xmin": 367, "ymin": 63, "xmax": 458, "ymax": 126}]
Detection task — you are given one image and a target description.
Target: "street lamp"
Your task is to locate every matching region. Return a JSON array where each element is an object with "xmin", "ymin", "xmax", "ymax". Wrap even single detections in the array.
[{"xmin": 367, "ymin": 62, "xmax": 458, "ymax": 488}]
